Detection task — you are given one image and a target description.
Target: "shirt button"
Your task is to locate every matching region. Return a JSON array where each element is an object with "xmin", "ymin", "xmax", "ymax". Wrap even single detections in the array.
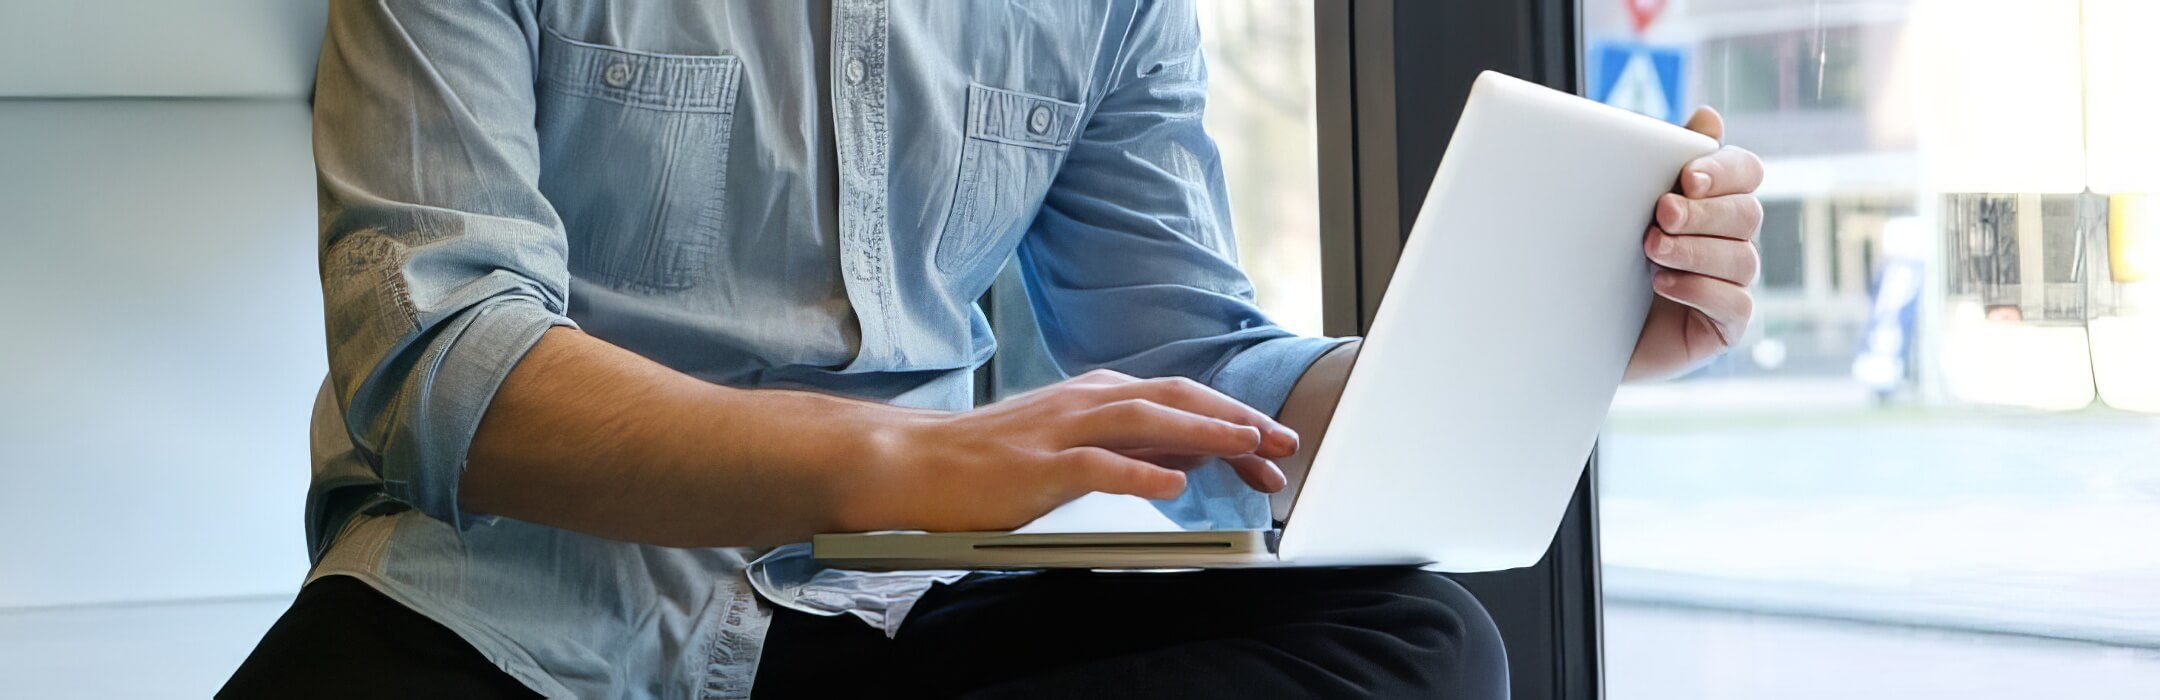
[
  {"xmin": 844, "ymin": 57, "xmax": 866, "ymax": 85},
  {"xmin": 1027, "ymin": 105, "xmax": 1053, "ymax": 135},
  {"xmin": 603, "ymin": 61, "xmax": 632, "ymax": 88}
]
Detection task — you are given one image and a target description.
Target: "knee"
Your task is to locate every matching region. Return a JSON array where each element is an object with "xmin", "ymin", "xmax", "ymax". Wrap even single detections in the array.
[{"xmin": 1356, "ymin": 570, "xmax": 1510, "ymax": 695}]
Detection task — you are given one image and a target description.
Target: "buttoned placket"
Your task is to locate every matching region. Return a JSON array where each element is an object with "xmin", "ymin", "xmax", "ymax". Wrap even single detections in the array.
[{"xmin": 831, "ymin": 0, "xmax": 902, "ymax": 370}]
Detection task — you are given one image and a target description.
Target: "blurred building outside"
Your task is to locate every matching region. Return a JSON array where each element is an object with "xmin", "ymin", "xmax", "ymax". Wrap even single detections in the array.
[{"xmin": 1578, "ymin": 0, "xmax": 2160, "ymax": 695}]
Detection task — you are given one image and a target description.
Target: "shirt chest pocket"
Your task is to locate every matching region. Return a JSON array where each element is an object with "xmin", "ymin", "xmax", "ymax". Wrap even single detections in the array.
[
  {"xmin": 935, "ymin": 84, "xmax": 1085, "ymax": 281},
  {"xmin": 535, "ymin": 29, "xmax": 743, "ymax": 293}
]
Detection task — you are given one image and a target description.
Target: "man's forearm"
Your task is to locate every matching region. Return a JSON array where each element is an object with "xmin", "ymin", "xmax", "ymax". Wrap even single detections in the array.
[
  {"xmin": 458, "ymin": 328, "xmax": 1315, "ymax": 549},
  {"xmin": 462, "ymin": 328, "xmax": 908, "ymax": 548},
  {"xmin": 1271, "ymin": 339, "xmax": 1361, "ymax": 521}
]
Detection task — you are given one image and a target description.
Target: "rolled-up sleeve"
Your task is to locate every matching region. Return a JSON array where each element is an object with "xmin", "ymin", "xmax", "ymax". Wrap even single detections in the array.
[
  {"xmin": 1016, "ymin": 0, "xmax": 1347, "ymax": 420},
  {"xmin": 315, "ymin": 0, "xmax": 571, "ymax": 528}
]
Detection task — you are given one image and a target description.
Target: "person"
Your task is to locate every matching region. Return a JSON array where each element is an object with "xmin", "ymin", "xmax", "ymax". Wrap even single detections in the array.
[{"xmin": 221, "ymin": 1, "xmax": 1764, "ymax": 698}]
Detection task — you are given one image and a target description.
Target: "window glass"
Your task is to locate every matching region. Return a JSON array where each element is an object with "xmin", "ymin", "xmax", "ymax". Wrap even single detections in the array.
[
  {"xmin": 1196, "ymin": 0, "xmax": 1324, "ymax": 338},
  {"xmin": 1585, "ymin": 1, "xmax": 2160, "ymax": 696}
]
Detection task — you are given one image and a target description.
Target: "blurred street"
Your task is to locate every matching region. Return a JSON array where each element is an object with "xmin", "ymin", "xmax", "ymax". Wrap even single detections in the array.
[
  {"xmin": 1607, "ymin": 603, "xmax": 2160, "ymax": 700},
  {"xmin": 1601, "ymin": 378, "xmax": 2160, "ymax": 688}
]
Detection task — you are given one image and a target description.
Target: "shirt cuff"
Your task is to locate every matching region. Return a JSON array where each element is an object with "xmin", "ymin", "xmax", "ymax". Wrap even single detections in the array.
[
  {"xmin": 1206, "ymin": 335, "xmax": 1356, "ymax": 418},
  {"xmin": 384, "ymin": 299, "xmax": 572, "ymax": 529}
]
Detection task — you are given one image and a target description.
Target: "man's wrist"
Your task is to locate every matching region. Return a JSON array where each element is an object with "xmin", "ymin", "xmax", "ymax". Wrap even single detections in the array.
[
  {"xmin": 1272, "ymin": 338, "xmax": 1362, "ymax": 521},
  {"xmin": 812, "ymin": 398, "xmax": 929, "ymax": 534}
]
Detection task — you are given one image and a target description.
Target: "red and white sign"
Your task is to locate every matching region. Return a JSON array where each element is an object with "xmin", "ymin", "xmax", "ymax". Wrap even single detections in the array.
[{"xmin": 1626, "ymin": 0, "xmax": 1667, "ymax": 33}]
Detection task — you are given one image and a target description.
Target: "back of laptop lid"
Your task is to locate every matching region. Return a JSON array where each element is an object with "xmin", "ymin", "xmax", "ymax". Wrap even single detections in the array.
[{"xmin": 1276, "ymin": 72, "xmax": 1718, "ymax": 571}]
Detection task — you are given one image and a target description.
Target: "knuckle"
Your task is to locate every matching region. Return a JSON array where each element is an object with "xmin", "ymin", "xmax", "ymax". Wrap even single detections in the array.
[
  {"xmin": 1685, "ymin": 198, "xmax": 1715, "ymax": 230},
  {"xmin": 1101, "ymin": 398, "xmax": 1153, "ymax": 421},
  {"xmin": 1698, "ymin": 155, "xmax": 1725, "ymax": 179},
  {"xmin": 1664, "ymin": 238, "xmax": 1693, "ymax": 267},
  {"xmin": 1214, "ymin": 421, "xmax": 1261, "ymax": 449},
  {"xmin": 1698, "ymin": 199, "xmax": 1734, "ymax": 230},
  {"xmin": 1078, "ymin": 450, "xmax": 1142, "ymax": 482},
  {"xmin": 1661, "ymin": 193, "xmax": 1687, "ymax": 221},
  {"xmin": 1140, "ymin": 376, "xmax": 1202, "ymax": 405},
  {"xmin": 1146, "ymin": 375, "xmax": 1197, "ymax": 392},
  {"xmin": 1665, "ymin": 271, "xmax": 1698, "ymax": 294},
  {"xmin": 1080, "ymin": 368, "xmax": 1127, "ymax": 382},
  {"xmin": 1063, "ymin": 447, "xmax": 1110, "ymax": 469},
  {"xmin": 1059, "ymin": 453, "xmax": 1118, "ymax": 487},
  {"xmin": 1045, "ymin": 385, "xmax": 1092, "ymax": 409}
]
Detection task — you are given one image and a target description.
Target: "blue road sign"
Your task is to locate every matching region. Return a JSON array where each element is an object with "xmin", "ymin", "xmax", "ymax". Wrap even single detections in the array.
[{"xmin": 1588, "ymin": 40, "xmax": 1688, "ymax": 124}]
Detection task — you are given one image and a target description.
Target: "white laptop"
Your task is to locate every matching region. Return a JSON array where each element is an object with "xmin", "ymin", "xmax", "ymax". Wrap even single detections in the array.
[{"xmin": 813, "ymin": 71, "xmax": 1718, "ymax": 573}]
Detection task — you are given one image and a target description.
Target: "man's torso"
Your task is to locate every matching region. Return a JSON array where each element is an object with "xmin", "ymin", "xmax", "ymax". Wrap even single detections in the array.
[{"xmin": 310, "ymin": 3, "xmax": 1140, "ymax": 697}]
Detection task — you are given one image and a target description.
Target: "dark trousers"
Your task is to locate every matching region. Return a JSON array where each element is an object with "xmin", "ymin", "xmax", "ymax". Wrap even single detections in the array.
[
  {"xmin": 225, "ymin": 568, "xmax": 1507, "ymax": 699},
  {"xmin": 220, "ymin": 575, "xmax": 539, "ymax": 699}
]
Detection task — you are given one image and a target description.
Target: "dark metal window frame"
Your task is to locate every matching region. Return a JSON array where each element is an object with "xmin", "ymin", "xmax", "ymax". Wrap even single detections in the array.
[{"xmin": 1316, "ymin": 1, "xmax": 1602, "ymax": 698}]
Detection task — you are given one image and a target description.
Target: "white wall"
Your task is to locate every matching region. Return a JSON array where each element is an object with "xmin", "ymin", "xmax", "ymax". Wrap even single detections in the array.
[
  {"xmin": 0, "ymin": 1, "xmax": 325, "ymax": 98},
  {"xmin": 0, "ymin": 99, "xmax": 323, "ymax": 608}
]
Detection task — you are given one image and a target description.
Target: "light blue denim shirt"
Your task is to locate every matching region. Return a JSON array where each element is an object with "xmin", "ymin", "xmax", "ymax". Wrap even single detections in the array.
[{"xmin": 306, "ymin": 0, "xmax": 1346, "ymax": 696}]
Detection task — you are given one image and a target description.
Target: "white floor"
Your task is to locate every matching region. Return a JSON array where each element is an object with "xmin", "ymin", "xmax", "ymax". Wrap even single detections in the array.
[
  {"xmin": 1608, "ymin": 603, "xmax": 2160, "ymax": 699},
  {"xmin": 0, "ymin": 595, "xmax": 290, "ymax": 698}
]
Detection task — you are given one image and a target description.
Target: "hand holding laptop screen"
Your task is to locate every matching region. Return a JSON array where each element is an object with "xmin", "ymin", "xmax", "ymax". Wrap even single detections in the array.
[{"xmin": 1627, "ymin": 108, "xmax": 1768, "ymax": 382}]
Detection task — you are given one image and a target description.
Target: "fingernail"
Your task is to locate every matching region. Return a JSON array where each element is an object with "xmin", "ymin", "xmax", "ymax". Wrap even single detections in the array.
[
  {"xmin": 1655, "ymin": 271, "xmax": 1678, "ymax": 289},
  {"xmin": 1656, "ymin": 234, "xmax": 1674, "ymax": 256},
  {"xmin": 1161, "ymin": 471, "xmax": 1190, "ymax": 497},
  {"xmin": 1665, "ymin": 196, "xmax": 1688, "ymax": 229},
  {"xmin": 1262, "ymin": 460, "xmax": 1286, "ymax": 492},
  {"xmin": 1690, "ymin": 171, "xmax": 1712, "ymax": 194},
  {"xmin": 1266, "ymin": 427, "xmax": 1300, "ymax": 455}
]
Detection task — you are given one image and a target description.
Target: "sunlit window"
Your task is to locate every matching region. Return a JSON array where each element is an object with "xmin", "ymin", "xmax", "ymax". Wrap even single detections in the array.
[
  {"xmin": 1586, "ymin": 0, "xmax": 2160, "ymax": 696},
  {"xmin": 1197, "ymin": 0, "xmax": 1323, "ymax": 338}
]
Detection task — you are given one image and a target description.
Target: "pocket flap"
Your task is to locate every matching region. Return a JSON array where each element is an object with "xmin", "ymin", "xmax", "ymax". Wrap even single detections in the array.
[
  {"xmin": 966, "ymin": 83, "xmax": 1084, "ymax": 150},
  {"xmin": 540, "ymin": 28, "xmax": 742, "ymax": 114}
]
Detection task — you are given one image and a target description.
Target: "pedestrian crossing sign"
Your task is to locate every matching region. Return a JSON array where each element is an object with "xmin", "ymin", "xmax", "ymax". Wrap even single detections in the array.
[{"xmin": 1588, "ymin": 41, "xmax": 1687, "ymax": 124}]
